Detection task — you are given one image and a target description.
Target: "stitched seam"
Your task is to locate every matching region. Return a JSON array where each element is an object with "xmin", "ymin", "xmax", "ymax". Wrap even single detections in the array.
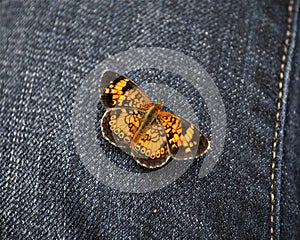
[{"xmin": 270, "ymin": 1, "xmax": 295, "ymax": 239}]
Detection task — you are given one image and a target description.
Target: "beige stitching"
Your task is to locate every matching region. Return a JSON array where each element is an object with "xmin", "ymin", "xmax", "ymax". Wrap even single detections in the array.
[{"xmin": 270, "ymin": 0, "xmax": 295, "ymax": 239}]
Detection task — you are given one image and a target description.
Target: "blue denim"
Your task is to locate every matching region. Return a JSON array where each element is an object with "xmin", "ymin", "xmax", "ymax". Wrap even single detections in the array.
[{"xmin": 0, "ymin": 0, "xmax": 299, "ymax": 239}]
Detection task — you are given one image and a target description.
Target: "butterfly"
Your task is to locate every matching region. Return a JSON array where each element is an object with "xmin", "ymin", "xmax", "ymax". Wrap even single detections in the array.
[{"xmin": 99, "ymin": 70, "xmax": 210, "ymax": 169}]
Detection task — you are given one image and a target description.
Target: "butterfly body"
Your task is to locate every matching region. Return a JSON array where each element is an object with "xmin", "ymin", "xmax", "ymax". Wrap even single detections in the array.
[
  {"xmin": 99, "ymin": 70, "xmax": 210, "ymax": 169},
  {"xmin": 132, "ymin": 102, "xmax": 162, "ymax": 144}
]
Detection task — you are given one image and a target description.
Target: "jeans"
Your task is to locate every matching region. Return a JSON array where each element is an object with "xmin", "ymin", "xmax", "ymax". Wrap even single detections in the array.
[{"xmin": 0, "ymin": 0, "xmax": 299, "ymax": 239}]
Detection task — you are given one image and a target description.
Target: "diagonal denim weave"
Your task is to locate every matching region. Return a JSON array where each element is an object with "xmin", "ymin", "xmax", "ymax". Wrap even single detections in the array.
[{"xmin": 0, "ymin": 0, "xmax": 299, "ymax": 239}]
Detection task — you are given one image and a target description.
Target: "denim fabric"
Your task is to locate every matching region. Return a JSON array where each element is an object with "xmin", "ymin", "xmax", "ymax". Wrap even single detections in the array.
[
  {"xmin": 280, "ymin": 12, "xmax": 300, "ymax": 238},
  {"xmin": 0, "ymin": 0, "xmax": 299, "ymax": 239}
]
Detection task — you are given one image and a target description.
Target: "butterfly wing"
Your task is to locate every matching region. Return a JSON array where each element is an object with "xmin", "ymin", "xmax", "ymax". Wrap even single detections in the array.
[
  {"xmin": 131, "ymin": 121, "xmax": 170, "ymax": 169},
  {"xmin": 101, "ymin": 108, "xmax": 146, "ymax": 155},
  {"xmin": 99, "ymin": 70, "xmax": 151, "ymax": 109},
  {"xmin": 158, "ymin": 112, "xmax": 210, "ymax": 160}
]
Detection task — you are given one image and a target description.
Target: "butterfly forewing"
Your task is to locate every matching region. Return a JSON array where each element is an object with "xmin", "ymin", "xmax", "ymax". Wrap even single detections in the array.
[
  {"xmin": 100, "ymin": 70, "xmax": 151, "ymax": 109},
  {"xmin": 158, "ymin": 112, "xmax": 210, "ymax": 160}
]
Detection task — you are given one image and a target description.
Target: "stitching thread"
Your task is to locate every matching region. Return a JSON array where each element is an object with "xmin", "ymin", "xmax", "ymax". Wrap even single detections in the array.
[{"xmin": 270, "ymin": 1, "xmax": 295, "ymax": 239}]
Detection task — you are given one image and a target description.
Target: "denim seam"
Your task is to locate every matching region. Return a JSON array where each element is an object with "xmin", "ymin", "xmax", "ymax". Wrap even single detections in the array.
[{"xmin": 270, "ymin": 0, "xmax": 299, "ymax": 239}]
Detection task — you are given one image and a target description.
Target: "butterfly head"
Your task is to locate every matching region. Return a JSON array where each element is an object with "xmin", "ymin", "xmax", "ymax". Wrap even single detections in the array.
[{"xmin": 153, "ymin": 101, "xmax": 163, "ymax": 112}]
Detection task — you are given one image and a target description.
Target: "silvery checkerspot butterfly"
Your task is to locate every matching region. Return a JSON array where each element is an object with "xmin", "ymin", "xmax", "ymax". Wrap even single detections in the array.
[{"xmin": 99, "ymin": 70, "xmax": 210, "ymax": 169}]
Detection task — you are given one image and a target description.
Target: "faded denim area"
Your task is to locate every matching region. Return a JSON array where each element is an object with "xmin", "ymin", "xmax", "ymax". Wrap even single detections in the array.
[{"xmin": 0, "ymin": 0, "xmax": 299, "ymax": 239}]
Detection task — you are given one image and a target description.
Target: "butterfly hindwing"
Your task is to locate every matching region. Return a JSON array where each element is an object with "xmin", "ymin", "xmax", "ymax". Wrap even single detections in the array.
[
  {"xmin": 158, "ymin": 112, "xmax": 210, "ymax": 160},
  {"xmin": 101, "ymin": 108, "xmax": 146, "ymax": 155},
  {"xmin": 99, "ymin": 70, "xmax": 151, "ymax": 109},
  {"xmin": 131, "ymin": 121, "xmax": 170, "ymax": 169}
]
